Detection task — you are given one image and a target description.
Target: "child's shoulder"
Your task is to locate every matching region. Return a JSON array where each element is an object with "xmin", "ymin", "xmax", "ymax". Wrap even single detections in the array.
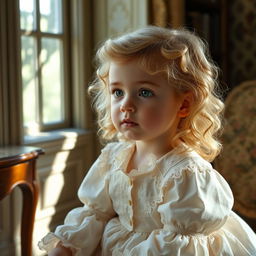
[
  {"xmin": 180, "ymin": 150, "xmax": 213, "ymax": 171},
  {"xmin": 161, "ymin": 149, "xmax": 234, "ymax": 205},
  {"xmin": 161, "ymin": 147, "xmax": 214, "ymax": 180}
]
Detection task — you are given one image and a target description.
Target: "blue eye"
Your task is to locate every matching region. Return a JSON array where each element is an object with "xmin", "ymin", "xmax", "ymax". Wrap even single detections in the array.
[
  {"xmin": 139, "ymin": 89, "xmax": 154, "ymax": 98},
  {"xmin": 112, "ymin": 89, "xmax": 124, "ymax": 98}
]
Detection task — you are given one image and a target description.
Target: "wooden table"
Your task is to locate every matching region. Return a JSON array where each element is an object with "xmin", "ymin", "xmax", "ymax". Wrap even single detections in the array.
[{"xmin": 0, "ymin": 146, "xmax": 44, "ymax": 256}]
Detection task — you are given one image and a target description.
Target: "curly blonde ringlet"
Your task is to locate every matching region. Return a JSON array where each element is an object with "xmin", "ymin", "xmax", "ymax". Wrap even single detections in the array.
[{"xmin": 88, "ymin": 26, "xmax": 224, "ymax": 162}]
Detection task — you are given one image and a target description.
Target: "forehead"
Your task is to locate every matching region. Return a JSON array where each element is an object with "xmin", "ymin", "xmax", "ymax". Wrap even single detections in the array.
[{"xmin": 108, "ymin": 60, "xmax": 167, "ymax": 85}]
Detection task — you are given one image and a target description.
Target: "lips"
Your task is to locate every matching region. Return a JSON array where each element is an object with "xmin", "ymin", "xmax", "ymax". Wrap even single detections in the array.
[{"xmin": 121, "ymin": 119, "xmax": 138, "ymax": 127}]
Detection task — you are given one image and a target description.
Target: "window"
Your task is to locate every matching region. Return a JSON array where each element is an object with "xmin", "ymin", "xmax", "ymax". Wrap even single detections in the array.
[
  {"xmin": 0, "ymin": 0, "xmax": 93, "ymax": 147},
  {"xmin": 19, "ymin": 0, "xmax": 71, "ymax": 135}
]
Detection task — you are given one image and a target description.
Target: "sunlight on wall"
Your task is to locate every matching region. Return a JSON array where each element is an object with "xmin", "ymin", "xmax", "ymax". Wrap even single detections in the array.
[{"xmin": 33, "ymin": 136, "xmax": 78, "ymax": 256}]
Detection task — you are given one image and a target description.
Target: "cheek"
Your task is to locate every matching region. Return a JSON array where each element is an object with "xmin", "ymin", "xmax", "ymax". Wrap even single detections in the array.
[
  {"xmin": 140, "ymin": 106, "xmax": 167, "ymax": 126},
  {"xmin": 110, "ymin": 103, "xmax": 120, "ymax": 122},
  {"xmin": 140, "ymin": 104, "xmax": 178, "ymax": 128}
]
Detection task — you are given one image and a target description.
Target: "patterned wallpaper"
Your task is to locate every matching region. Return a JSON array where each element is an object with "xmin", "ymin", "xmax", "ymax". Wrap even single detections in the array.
[
  {"xmin": 105, "ymin": 0, "xmax": 147, "ymax": 37},
  {"xmin": 93, "ymin": 0, "xmax": 147, "ymax": 44},
  {"xmin": 108, "ymin": 0, "xmax": 131, "ymax": 36},
  {"xmin": 229, "ymin": 0, "xmax": 256, "ymax": 88}
]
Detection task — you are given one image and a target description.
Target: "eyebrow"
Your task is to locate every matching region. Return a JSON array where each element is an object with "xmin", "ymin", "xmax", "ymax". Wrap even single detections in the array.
[
  {"xmin": 109, "ymin": 80, "xmax": 160, "ymax": 87},
  {"xmin": 109, "ymin": 82, "xmax": 121, "ymax": 87},
  {"xmin": 137, "ymin": 80, "xmax": 160, "ymax": 87}
]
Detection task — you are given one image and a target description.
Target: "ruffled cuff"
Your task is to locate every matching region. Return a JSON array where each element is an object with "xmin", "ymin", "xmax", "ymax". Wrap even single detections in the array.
[
  {"xmin": 38, "ymin": 232, "xmax": 62, "ymax": 252},
  {"xmin": 38, "ymin": 232, "xmax": 77, "ymax": 254},
  {"xmin": 38, "ymin": 213, "xmax": 105, "ymax": 255}
]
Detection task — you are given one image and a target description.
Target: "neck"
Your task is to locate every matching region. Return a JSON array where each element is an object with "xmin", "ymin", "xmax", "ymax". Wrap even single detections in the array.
[
  {"xmin": 135, "ymin": 140, "xmax": 173, "ymax": 159},
  {"xmin": 126, "ymin": 139, "xmax": 179, "ymax": 173},
  {"xmin": 126, "ymin": 140, "xmax": 174, "ymax": 173}
]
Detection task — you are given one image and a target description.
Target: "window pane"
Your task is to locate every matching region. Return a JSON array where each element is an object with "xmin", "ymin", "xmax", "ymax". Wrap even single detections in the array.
[
  {"xmin": 41, "ymin": 38, "xmax": 64, "ymax": 124},
  {"xmin": 40, "ymin": 0, "xmax": 62, "ymax": 33},
  {"xmin": 19, "ymin": 0, "xmax": 35, "ymax": 31},
  {"xmin": 21, "ymin": 36, "xmax": 37, "ymax": 129}
]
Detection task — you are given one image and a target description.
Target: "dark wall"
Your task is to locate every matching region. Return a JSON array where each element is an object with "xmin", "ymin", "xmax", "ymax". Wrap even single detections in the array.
[{"xmin": 229, "ymin": 0, "xmax": 256, "ymax": 88}]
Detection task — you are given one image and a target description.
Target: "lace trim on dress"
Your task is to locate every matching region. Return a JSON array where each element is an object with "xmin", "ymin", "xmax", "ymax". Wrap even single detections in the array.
[{"xmin": 111, "ymin": 142, "xmax": 135, "ymax": 171}]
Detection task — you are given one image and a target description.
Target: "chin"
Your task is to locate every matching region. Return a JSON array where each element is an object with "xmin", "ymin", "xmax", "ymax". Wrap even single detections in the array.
[{"xmin": 122, "ymin": 133, "xmax": 142, "ymax": 141}]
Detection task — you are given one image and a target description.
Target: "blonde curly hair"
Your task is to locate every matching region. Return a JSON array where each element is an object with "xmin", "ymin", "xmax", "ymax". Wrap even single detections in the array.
[{"xmin": 89, "ymin": 26, "xmax": 224, "ymax": 162}]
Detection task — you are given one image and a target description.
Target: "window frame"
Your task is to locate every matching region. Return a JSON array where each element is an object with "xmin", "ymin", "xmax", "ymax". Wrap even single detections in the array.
[
  {"xmin": 20, "ymin": 0, "xmax": 72, "ymax": 133},
  {"xmin": 0, "ymin": 0, "xmax": 94, "ymax": 146}
]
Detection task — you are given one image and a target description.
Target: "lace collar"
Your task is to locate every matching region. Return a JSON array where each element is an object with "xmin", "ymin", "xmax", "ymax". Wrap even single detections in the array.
[{"xmin": 111, "ymin": 141, "xmax": 195, "ymax": 176}]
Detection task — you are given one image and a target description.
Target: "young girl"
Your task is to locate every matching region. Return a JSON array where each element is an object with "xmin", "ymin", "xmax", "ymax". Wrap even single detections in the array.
[{"xmin": 39, "ymin": 26, "xmax": 256, "ymax": 255}]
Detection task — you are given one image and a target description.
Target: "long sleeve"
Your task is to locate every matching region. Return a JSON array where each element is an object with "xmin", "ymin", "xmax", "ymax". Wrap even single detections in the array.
[
  {"xmin": 38, "ymin": 144, "xmax": 116, "ymax": 256},
  {"xmin": 129, "ymin": 160, "xmax": 253, "ymax": 256}
]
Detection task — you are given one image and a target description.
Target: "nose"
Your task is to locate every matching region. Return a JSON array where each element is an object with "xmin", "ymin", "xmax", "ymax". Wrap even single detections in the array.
[{"xmin": 120, "ymin": 97, "xmax": 135, "ymax": 113}]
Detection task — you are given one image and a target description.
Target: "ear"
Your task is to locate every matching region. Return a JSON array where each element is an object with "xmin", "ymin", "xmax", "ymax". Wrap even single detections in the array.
[{"xmin": 177, "ymin": 92, "xmax": 193, "ymax": 118}]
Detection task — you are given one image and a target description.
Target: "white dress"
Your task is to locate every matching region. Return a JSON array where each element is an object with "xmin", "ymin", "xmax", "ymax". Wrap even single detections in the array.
[{"xmin": 38, "ymin": 142, "xmax": 256, "ymax": 255}]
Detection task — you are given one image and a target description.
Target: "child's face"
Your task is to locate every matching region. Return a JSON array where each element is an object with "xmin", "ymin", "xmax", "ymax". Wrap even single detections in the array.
[{"xmin": 108, "ymin": 60, "xmax": 184, "ymax": 143}]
